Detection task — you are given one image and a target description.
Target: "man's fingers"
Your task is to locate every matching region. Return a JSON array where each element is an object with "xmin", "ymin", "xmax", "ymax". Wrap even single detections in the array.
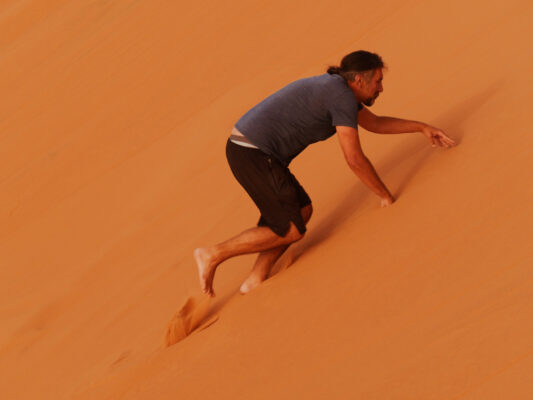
[
  {"xmin": 425, "ymin": 126, "xmax": 456, "ymax": 148},
  {"xmin": 439, "ymin": 133, "xmax": 456, "ymax": 146},
  {"xmin": 436, "ymin": 136, "xmax": 447, "ymax": 147},
  {"xmin": 439, "ymin": 135, "xmax": 451, "ymax": 145},
  {"xmin": 443, "ymin": 138, "xmax": 455, "ymax": 148},
  {"xmin": 433, "ymin": 133, "xmax": 455, "ymax": 148}
]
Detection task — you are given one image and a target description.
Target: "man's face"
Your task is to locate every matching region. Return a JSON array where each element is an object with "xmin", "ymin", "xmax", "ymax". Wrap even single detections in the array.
[{"xmin": 360, "ymin": 68, "xmax": 383, "ymax": 106}]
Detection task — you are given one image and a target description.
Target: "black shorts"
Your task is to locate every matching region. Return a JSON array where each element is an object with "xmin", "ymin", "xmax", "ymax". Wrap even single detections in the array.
[{"xmin": 226, "ymin": 139, "xmax": 311, "ymax": 237}]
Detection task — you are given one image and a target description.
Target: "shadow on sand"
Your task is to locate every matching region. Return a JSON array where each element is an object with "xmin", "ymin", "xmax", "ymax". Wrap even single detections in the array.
[
  {"xmin": 199, "ymin": 83, "xmax": 503, "ymax": 316},
  {"xmin": 270, "ymin": 82, "xmax": 502, "ymax": 273}
]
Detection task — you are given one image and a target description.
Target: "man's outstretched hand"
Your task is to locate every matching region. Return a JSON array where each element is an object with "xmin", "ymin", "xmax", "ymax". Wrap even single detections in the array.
[
  {"xmin": 421, "ymin": 125, "xmax": 456, "ymax": 148},
  {"xmin": 381, "ymin": 193, "xmax": 394, "ymax": 208}
]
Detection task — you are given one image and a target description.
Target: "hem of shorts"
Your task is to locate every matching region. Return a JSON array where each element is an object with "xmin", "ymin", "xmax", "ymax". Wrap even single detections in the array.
[{"xmin": 258, "ymin": 217, "xmax": 307, "ymax": 238}]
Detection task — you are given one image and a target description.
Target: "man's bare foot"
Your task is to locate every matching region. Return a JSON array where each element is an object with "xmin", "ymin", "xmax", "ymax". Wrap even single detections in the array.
[
  {"xmin": 194, "ymin": 247, "xmax": 218, "ymax": 296},
  {"xmin": 239, "ymin": 270, "xmax": 268, "ymax": 294}
]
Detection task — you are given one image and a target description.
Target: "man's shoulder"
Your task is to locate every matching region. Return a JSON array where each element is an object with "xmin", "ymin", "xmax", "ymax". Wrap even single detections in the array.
[
  {"xmin": 289, "ymin": 73, "xmax": 346, "ymax": 89},
  {"xmin": 279, "ymin": 73, "xmax": 352, "ymax": 103}
]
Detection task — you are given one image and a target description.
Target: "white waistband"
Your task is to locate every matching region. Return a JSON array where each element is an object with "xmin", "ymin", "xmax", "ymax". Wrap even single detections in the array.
[
  {"xmin": 230, "ymin": 139, "xmax": 260, "ymax": 149},
  {"xmin": 230, "ymin": 126, "xmax": 259, "ymax": 149}
]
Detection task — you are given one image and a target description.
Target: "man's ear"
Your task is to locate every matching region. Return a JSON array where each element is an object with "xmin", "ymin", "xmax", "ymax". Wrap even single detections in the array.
[{"xmin": 353, "ymin": 73, "xmax": 363, "ymax": 87}]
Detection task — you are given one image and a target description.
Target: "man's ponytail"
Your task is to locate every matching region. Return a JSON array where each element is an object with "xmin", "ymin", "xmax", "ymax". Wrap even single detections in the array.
[
  {"xmin": 327, "ymin": 66, "xmax": 341, "ymax": 75},
  {"xmin": 326, "ymin": 50, "xmax": 385, "ymax": 82}
]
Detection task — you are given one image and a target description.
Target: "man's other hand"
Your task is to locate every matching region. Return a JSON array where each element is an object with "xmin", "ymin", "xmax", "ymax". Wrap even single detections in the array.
[
  {"xmin": 381, "ymin": 194, "xmax": 394, "ymax": 208},
  {"xmin": 421, "ymin": 125, "xmax": 456, "ymax": 148}
]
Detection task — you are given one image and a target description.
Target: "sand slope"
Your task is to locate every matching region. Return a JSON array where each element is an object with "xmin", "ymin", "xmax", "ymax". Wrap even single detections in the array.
[{"xmin": 1, "ymin": 0, "xmax": 532, "ymax": 398}]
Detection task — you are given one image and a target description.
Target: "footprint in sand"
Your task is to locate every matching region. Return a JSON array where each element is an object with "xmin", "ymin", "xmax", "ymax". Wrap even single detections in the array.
[{"xmin": 163, "ymin": 295, "xmax": 218, "ymax": 347}]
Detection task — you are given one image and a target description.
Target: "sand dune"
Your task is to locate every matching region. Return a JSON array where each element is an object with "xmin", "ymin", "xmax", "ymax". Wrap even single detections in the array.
[{"xmin": 1, "ymin": 0, "xmax": 532, "ymax": 398}]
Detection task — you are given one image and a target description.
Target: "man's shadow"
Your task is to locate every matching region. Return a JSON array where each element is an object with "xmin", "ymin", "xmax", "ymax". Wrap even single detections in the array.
[{"xmin": 270, "ymin": 82, "xmax": 502, "ymax": 275}]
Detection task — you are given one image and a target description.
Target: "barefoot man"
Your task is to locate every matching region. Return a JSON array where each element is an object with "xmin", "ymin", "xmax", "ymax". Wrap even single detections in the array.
[{"xmin": 194, "ymin": 50, "xmax": 456, "ymax": 296}]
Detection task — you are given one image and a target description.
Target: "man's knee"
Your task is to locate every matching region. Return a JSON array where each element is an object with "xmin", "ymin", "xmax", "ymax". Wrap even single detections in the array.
[
  {"xmin": 281, "ymin": 204, "xmax": 313, "ymax": 242},
  {"xmin": 284, "ymin": 222, "xmax": 305, "ymax": 243},
  {"xmin": 301, "ymin": 203, "xmax": 313, "ymax": 224}
]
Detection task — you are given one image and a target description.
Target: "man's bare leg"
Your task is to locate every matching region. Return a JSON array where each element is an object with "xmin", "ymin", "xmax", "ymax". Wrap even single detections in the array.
[
  {"xmin": 240, "ymin": 204, "xmax": 313, "ymax": 294},
  {"xmin": 239, "ymin": 244, "xmax": 289, "ymax": 294},
  {"xmin": 194, "ymin": 222, "xmax": 303, "ymax": 296}
]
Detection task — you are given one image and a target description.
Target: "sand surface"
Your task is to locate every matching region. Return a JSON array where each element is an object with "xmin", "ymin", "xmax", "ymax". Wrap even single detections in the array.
[{"xmin": 1, "ymin": 0, "xmax": 532, "ymax": 398}]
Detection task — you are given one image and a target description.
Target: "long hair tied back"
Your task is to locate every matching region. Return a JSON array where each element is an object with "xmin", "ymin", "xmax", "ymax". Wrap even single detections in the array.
[
  {"xmin": 327, "ymin": 50, "xmax": 384, "ymax": 81},
  {"xmin": 327, "ymin": 66, "xmax": 342, "ymax": 74}
]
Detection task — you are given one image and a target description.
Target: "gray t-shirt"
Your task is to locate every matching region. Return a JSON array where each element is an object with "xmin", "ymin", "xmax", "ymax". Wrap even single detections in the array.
[{"xmin": 235, "ymin": 73, "xmax": 362, "ymax": 166}]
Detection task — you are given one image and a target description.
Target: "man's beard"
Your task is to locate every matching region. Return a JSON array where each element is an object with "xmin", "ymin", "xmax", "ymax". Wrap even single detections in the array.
[{"xmin": 363, "ymin": 93, "xmax": 379, "ymax": 107}]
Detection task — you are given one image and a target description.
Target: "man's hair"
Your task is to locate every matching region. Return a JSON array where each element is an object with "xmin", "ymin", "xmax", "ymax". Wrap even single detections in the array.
[{"xmin": 327, "ymin": 50, "xmax": 385, "ymax": 82}]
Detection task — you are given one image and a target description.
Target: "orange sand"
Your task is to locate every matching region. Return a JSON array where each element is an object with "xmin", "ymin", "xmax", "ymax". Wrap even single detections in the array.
[{"xmin": 1, "ymin": 0, "xmax": 532, "ymax": 398}]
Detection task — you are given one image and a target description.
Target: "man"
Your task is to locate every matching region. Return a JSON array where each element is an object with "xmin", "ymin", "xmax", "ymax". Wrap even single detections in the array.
[{"xmin": 194, "ymin": 50, "xmax": 456, "ymax": 296}]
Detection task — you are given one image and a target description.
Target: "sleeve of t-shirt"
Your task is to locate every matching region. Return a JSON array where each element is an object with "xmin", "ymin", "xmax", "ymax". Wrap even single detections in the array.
[{"xmin": 327, "ymin": 93, "xmax": 361, "ymax": 129}]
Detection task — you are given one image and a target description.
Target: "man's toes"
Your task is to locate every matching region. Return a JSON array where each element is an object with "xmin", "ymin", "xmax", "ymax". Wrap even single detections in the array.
[{"xmin": 239, "ymin": 282, "xmax": 250, "ymax": 294}]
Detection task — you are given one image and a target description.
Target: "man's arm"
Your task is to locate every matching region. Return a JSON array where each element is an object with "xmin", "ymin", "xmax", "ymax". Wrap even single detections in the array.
[
  {"xmin": 358, "ymin": 107, "xmax": 456, "ymax": 148},
  {"xmin": 336, "ymin": 125, "xmax": 394, "ymax": 207}
]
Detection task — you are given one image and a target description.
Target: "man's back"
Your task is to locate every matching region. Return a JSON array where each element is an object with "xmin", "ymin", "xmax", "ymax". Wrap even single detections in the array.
[{"xmin": 235, "ymin": 73, "xmax": 362, "ymax": 166}]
